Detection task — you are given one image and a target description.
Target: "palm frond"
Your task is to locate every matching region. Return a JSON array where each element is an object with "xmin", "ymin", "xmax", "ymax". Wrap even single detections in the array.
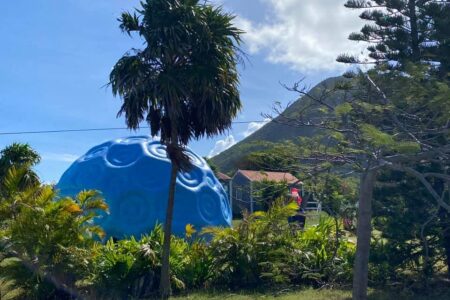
[
  {"xmin": 110, "ymin": 0, "xmax": 243, "ymax": 163},
  {"xmin": 118, "ymin": 12, "xmax": 141, "ymax": 35}
]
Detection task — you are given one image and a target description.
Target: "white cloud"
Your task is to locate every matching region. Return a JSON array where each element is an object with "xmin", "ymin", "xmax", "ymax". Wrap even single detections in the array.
[
  {"xmin": 42, "ymin": 153, "xmax": 79, "ymax": 163},
  {"xmin": 235, "ymin": 0, "xmax": 366, "ymax": 73},
  {"xmin": 208, "ymin": 135, "xmax": 237, "ymax": 158},
  {"xmin": 242, "ymin": 118, "xmax": 270, "ymax": 137}
]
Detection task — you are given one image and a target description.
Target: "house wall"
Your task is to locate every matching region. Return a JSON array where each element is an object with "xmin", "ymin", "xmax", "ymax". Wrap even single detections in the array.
[
  {"xmin": 230, "ymin": 172, "xmax": 252, "ymax": 216},
  {"xmin": 229, "ymin": 172, "xmax": 305, "ymax": 216}
]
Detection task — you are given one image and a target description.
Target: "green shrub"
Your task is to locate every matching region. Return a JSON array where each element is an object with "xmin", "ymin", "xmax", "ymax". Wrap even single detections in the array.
[
  {"xmin": 1, "ymin": 182, "xmax": 355, "ymax": 299},
  {"xmin": 87, "ymin": 224, "xmax": 191, "ymax": 299},
  {"xmin": 179, "ymin": 240, "xmax": 213, "ymax": 289},
  {"xmin": 291, "ymin": 217, "xmax": 355, "ymax": 285},
  {"xmin": 0, "ymin": 176, "xmax": 108, "ymax": 299},
  {"xmin": 204, "ymin": 199, "xmax": 355, "ymax": 289}
]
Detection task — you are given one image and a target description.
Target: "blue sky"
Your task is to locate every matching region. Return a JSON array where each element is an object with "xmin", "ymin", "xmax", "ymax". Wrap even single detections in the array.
[{"xmin": 0, "ymin": 0, "xmax": 365, "ymax": 182}]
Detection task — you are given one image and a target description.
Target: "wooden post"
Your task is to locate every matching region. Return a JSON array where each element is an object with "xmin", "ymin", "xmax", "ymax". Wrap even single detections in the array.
[{"xmin": 250, "ymin": 182, "xmax": 254, "ymax": 213}]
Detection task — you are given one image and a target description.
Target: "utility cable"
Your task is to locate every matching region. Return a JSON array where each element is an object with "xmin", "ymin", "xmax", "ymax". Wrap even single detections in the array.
[{"xmin": 0, "ymin": 121, "xmax": 268, "ymax": 136}]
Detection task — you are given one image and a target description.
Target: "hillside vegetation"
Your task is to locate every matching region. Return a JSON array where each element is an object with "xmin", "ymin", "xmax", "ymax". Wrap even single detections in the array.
[{"xmin": 211, "ymin": 76, "xmax": 346, "ymax": 174}]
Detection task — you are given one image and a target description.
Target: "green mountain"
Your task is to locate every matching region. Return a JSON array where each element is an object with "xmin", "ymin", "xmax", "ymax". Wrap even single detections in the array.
[{"xmin": 211, "ymin": 76, "xmax": 345, "ymax": 174}]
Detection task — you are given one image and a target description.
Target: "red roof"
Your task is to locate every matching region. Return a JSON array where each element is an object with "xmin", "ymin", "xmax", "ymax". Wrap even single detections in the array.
[
  {"xmin": 216, "ymin": 172, "xmax": 231, "ymax": 181},
  {"xmin": 237, "ymin": 170, "xmax": 300, "ymax": 184}
]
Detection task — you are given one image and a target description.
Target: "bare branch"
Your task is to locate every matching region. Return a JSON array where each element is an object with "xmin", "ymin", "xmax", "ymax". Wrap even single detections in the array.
[{"xmin": 387, "ymin": 163, "xmax": 450, "ymax": 212}]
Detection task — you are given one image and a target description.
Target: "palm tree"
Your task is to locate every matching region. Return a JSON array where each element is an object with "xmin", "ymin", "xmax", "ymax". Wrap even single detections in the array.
[
  {"xmin": 0, "ymin": 143, "xmax": 41, "ymax": 193},
  {"xmin": 109, "ymin": 0, "xmax": 242, "ymax": 297}
]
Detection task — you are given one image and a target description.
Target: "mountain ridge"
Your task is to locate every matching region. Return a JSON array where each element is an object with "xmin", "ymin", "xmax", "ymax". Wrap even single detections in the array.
[{"xmin": 211, "ymin": 76, "xmax": 345, "ymax": 174}]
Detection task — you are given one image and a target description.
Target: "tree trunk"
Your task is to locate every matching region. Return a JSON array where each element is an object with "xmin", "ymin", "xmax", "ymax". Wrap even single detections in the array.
[
  {"xmin": 352, "ymin": 169, "xmax": 376, "ymax": 300},
  {"xmin": 438, "ymin": 207, "xmax": 450, "ymax": 278},
  {"xmin": 408, "ymin": 0, "xmax": 420, "ymax": 61},
  {"xmin": 159, "ymin": 161, "xmax": 179, "ymax": 299}
]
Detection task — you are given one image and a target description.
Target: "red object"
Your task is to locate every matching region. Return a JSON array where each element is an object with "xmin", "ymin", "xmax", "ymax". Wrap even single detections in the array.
[
  {"xmin": 343, "ymin": 218, "xmax": 353, "ymax": 230},
  {"xmin": 290, "ymin": 188, "xmax": 302, "ymax": 207}
]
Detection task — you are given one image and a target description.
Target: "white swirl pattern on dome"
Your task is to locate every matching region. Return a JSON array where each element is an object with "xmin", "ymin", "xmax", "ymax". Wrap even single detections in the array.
[
  {"xmin": 106, "ymin": 144, "xmax": 141, "ymax": 167},
  {"xmin": 205, "ymin": 173, "xmax": 221, "ymax": 189},
  {"xmin": 177, "ymin": 168, "xmax": 204, "ymax": 189},
  {"xmin": 80, "ymin": 145, "xmax": 109, "ymax": 162},
  {"xmin": 220, "ymin": 194, "xmax": 231, "ymax": 222},
  {"xmin": 197, "ymin": 189, "xmax": 221, "ymax": 225},
  {"xmin": 122, "ymin": 136, "xmax": 149, "ymax": 143},
  {"xmin": 186, "ymin": 152, "xmax": 207, "ymax": 168},
  {"xmin": 205, "ymin": 175, "xmax": 215, "ymax": 189},
  {"xmin": 147, "ymin": 142, "xmax": 169, "ymax": 160}
]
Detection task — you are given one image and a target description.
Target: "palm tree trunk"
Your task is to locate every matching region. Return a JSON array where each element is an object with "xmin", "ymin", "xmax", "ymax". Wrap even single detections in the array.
[
  {"xmin": 159, "ymin": 161, "xmax": 178, "ymax": 299},
  {"xmin": 352, "ymin": 169, "xmax": 376, "ymax": 300}
]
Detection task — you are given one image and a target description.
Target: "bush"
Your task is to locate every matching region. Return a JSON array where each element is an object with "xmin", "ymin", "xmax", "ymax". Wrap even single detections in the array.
[
  {"xmin": 0, "ymin": 172, "xmax": 108, "ymax": 299},
  {"xmin": 85, "ymin": 200, "xmax": 355, "ymax": 297},
  {"xmin": 85, "ymin": 224, "xmax": 191, "ymax": 299},
  {"xmin": 1, "ymin": 184, "xmax": 355, "ymax": 299},
  {"xmin": 291, "ymin": 217, "xmax": 355, "ymax": 285},
  {"xmin": 205, "ymin": 199, "xmax": 355, "ymax": 289}
]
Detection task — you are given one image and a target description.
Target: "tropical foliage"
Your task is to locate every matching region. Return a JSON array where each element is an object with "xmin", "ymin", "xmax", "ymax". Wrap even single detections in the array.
[
  {"xmin": 206, "ymin": 199, "xmax": 354, "ymax": 289},
  {"xmin": 1, "ymin": 142, "xmax": 448, "ymax": 299},
  {"xmin": 1, "ymin": 1, "xmax": 449, "ymax": 299},
  {"xmin": 0, "ymin": 171, "xmax": 355, "ymax": 299},
  {"xmin": 0, "ymin": 153, "xmax": 109, "ymax": 299},
  {"xmin": 0, "ymin": 143, "xmax": 40, "ymax": 193}
]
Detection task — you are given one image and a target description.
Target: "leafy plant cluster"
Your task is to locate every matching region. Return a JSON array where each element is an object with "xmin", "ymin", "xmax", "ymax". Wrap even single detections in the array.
[
  {"xmin": 83, "ymin": 201, "xmax": 354, "ymax": 299},
  {"xmin": 0, "ymin": 172, "xmax": 355, "ymax": 299},
  {"xmin": 0, "ymin": 177, "xmax": 109, "ymax": 299},
  {"xmin": 206, "ymin": 200, "xmax": 355, "ymax": 289}
]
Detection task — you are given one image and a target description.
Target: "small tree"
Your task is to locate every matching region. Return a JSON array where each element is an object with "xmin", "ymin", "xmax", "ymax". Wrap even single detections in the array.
[
  {"xmin": 0, "ymin": 143, "xmax": 40, "ymax": 191},
  {"xmin": 267, "ymin": 64, "xmax": 450, "ymax": 299},
  {"xmin": 109, "ymin": 0, "xmax": 242, "ymax": 297},
  {"xmin": 337, "ymin": 2, "xmax": 450, "ymax": 297}
]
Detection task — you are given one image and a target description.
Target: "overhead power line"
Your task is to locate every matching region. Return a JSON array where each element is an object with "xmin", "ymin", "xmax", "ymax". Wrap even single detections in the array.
[
  {"xmin": 0, "ymin": 121, "xmax": 269, "ymax": 136},
  {"xmin": 0, "ymin": 127, "xmax": 127, "ymax": 136}
]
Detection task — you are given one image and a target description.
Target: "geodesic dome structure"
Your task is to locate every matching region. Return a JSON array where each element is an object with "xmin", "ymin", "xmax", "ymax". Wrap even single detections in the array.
[{"xmin": 57, "ymin": 136, "xmax": 231, "ymax": 239}]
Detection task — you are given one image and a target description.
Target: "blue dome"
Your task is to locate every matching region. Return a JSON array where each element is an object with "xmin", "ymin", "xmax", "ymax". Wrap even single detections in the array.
[{"xmin": 57, "ymin": 136, "xmax": 231, "ymax": 239}]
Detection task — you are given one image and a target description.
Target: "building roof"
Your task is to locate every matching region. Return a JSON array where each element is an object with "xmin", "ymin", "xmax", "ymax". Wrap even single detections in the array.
[
  {"xmin": 216, "ymin": 172, "xmax": 231, "ymax": 181},
  {"xmin": 237, "ymin": 170, "xmax": 300, "ymax": 184}
]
